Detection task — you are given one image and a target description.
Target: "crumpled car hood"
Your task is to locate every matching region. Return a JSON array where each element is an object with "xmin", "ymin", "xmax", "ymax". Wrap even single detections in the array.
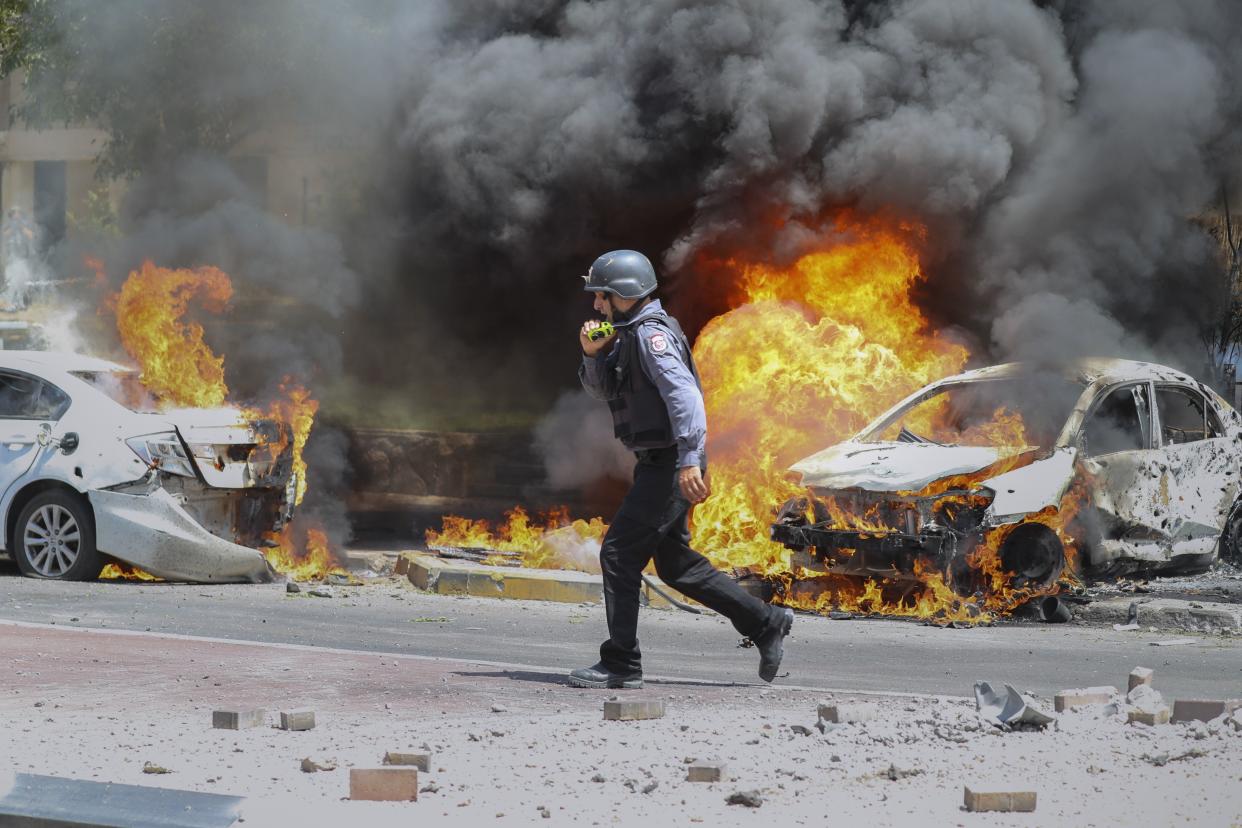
[{"xmin": 789, "ymin": 441, "xmax": 1015, "ymax": 492}]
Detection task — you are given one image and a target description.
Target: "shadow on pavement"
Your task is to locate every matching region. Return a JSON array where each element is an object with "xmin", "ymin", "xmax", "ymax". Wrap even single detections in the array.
[{"xmin": 453, "ymin": 669, "xmax": 755, "ymax": 690}]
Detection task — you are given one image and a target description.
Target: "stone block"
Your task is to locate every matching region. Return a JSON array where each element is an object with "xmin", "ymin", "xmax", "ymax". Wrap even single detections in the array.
[
  {"xmin": 212, "ymin": 708, "xmax": 264, "ymax": 730},
  {"xmin": 1171, "ymin": 699, "xmax": 1242, "ymax": 724},
  {"xmin": 1053, "ymin": 687, "xmax": 1117, "ymax": 712},
  {"xmin": 603, "ymin": 699, "xmax": 664, "ymax": 721},
  {"xmin": 279, "ymin": 709, "xmax": 316, "ymax": 731},
  {"xmin": 1127, "ymin": 706, "xmax": 1171, "ymax": 726},
  {"xmin": 349, "ymin": 768, "xmax": 419, "ymax": 801},
  {"xmin": 394, "ymin": 556, "xmax": 410, "ymax": 576},
  {"xmin": 963, "ymin": 787, "xmax": 1037, "ymax": 813},
  {"xmin": 687, "ymin": 762, "xmax": 727, "ymax": 782},
  {"xmin": 383, "ymin": 751, "xmax": 431, "ymax": 771},
  {"xmin": 1128, "ymin": 667, "xmax": 1154, "ymax": 692},
  {"xmin": 817, "ymin": 703, "xmax": 876, "ymax": 724}
]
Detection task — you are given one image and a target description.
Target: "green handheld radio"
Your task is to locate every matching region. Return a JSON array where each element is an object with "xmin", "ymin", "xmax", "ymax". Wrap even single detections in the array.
[{"xmin": 586, "ymin": 321, "xmax": 616, "ymax": 341}]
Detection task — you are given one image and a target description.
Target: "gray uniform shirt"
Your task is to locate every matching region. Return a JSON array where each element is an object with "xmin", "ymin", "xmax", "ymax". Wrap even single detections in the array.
[{"xmin": 579, "ymin": 299, "xmax": 707, "ymax": 469}]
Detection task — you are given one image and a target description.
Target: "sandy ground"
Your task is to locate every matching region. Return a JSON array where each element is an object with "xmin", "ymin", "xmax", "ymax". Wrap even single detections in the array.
[{"xmin": 0, "ymin": 619, "xmax": 1239, "ymax": 827}]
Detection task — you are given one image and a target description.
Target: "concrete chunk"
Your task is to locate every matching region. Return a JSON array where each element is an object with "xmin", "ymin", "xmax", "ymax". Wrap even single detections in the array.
[
  {"xmin": 394, "ymin": 556, "xmax": 410, "ymax": 576},
  {"xmin": 817, "ymin": 703, "xmax": 875, "ymax": 724},
  {"xmin": 1127, "ymin": 706, "xmax": 1171, "ymax": 726},
  {"xmin": 383, "ymin": 751, "xmax": 431, "ymax": 771},
  {"xmin": 279, "ymin": 709, "xmax": 316, "ymax": 731},
  {"xmin": 1171, "ymin": 699, "xmax": 1242, "ymax": 724},
  {"xmin": 1054, "ymin": 687, "xmax": 1117, "ymax": 712},
  {"xmin": 349, "ymin": 768, "xmax": 418, "ymax": 801},
  {"xmin": 603, "ymin": 699, "xmax": 664, "ymax": 721},
  {"xmin": 1128, "ymin": 667, "xmax": 1153, "ymax": 692},
  {"xmin": 963, "ymin": 787, "xmax": 1037, "ymax": 813},
  {"xmin": 212, "ymin": 708, "xmax": 264, "ymax": 730},
  {"xmin": 687, "ymin": 762, "xmax": 727, "ymax": 782}
]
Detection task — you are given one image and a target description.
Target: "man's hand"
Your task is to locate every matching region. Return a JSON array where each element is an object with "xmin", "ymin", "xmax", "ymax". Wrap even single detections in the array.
[
  {"xmin": 580, "ymin": 320, "xmax": 615, "ymax": 356},
  {"xmin": 678, "ymin": 465, "xmax": 710, "ymax": 504}
]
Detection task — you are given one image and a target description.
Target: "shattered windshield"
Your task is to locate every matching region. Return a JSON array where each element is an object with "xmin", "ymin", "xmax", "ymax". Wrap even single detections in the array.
[
  {"xmin": 71, "ymin": 370, "xmax": 163, "ymax": 413},
  {"xmin": 864, "ymin": 375, "xmax": 1086, "ymax": 449}
]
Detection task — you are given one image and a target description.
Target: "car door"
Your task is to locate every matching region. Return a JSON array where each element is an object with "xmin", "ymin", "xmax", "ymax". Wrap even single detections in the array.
[
  {"xmin": 0, "ymin": 370, "xmax": 71, "ymax": 505},
  {"xmin": 1153, "ymin": 382, "xmax": 1238, "ymax": 556},
  {"xmin": 1076, "ymin": 381, "xmax": 1172, "ymax": 566}
]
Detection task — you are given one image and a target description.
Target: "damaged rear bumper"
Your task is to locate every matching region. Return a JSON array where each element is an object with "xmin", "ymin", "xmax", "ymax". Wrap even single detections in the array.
[{"xmin": 89, "ymin": 488, "xmax": 275, "ymax": 583}]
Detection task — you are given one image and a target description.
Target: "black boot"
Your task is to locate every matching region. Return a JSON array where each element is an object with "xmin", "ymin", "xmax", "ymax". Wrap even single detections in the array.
[
  {"xmin": 568, "ymin": 662, "xmax": 644, "ymax": 689},
  {"xmin": 755, "ymin": 608, "xmax": 794, "ymax": 683}
]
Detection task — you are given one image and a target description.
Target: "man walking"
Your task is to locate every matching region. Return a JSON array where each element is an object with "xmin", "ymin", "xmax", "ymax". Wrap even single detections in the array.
[{"xmin": 571, "ymin": 249, "xmax": 794, "ymax": 689}]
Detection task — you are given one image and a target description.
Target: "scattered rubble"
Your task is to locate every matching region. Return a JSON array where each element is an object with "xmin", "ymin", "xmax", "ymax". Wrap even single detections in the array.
[
  {"xmin": 349, "ymin": 768, "xmax": 419, "ymax": 802},
  {"xmin": 687, "ymin": 762, "xmax": 727, "ymax": 782},
  {"xmin": 963, "ymin": 787, "xmax": 1036, "ymax": 813},
  {"xmin": 278, "ymin": 709, "xmax": 316, "ymax": 731},
  {"xmin": 817, "ymin": 702, "xmax": 877, "ymax": 725},
  {"xmin": 603, "ymin": 700, "xmax": 664, "ymax": 721},
  {"xmin": 726, "ymin": 790, "xmax": 763, "ymax": 808},
  {"xmin": 300, "ymin": 757, "xmax": 336, "ymax": 773},
  {"xmin": 212, "ymin": 708, "xmax": 265, "ymax": 730},
  {"xmin": 1171, "ymin": 699, "xmax": 1242, "ymax": 724},
  {"xmin": 1127, "ymin": 666, "xmax": 1154, "ymax": 691},
  {"xmin": 974, "ymin": 682, "xmax": 1053, "ymax": 730},
  {"xmin": 1054, "ymin": 686, "xmax": 1117, "ymax": 712},
  {"xmin": 1125, "ymin": 685, "xmax": 1171, "ymax": 726},
  {"xmin": 383, "ymin": 752, "xmax": 431, "ymax": 771}
]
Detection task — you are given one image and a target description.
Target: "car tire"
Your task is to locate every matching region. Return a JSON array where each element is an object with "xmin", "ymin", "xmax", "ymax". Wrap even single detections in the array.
[
  {"xmin": 12, "ymin": 490, "xmax": 102, "ymax": 581},
  {"xmin": 1219, "ymin": 499, "xmax": 1242, "ymax": 568},
  {"xmin": 999, "ymin": 523, "xmax": 1065, "ymax": 589}
]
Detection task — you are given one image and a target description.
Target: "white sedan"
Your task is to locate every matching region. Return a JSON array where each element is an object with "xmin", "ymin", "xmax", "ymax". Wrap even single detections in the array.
[
  {"xmin": 0, "ymin": 351, "xmax": 292, "ymax": 581},
  {"xmin": 772, "ymin": 359, "xmax": 1242, "ymax": 591}
]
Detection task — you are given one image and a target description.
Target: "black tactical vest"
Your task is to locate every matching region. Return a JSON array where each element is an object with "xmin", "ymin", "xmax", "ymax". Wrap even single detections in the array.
[{"xmin": 607, "ymin": 312, "xmax": 702, "ymax": 450}]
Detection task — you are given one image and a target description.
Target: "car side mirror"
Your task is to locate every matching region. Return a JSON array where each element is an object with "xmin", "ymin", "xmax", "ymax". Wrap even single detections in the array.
[{"xmin": 59, "ymin": 432, "xmax": 79, "ymax": 455}]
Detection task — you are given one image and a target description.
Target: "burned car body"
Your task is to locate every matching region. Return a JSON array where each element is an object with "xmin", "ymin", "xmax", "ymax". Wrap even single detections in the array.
[
  {"xmin": 771, "ymin": 359, "xmax": 1242, "ymax": 594},
  {"xmin": 0, "ymin": 351, "xmax": 295, "ymax": 582}
]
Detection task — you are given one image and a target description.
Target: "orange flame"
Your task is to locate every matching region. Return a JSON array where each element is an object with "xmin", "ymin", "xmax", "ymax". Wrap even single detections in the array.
[
  {"xmin": 427, "ymin": 507, "xmax": 608, "ymax": 572},
  {"xmin": 691, "ymin": 216, "xmax": 968, "ymax": 573},
  {"xmin": 113, "ymin": 261, "xmax": 232, "ymax": 408},
  {"xmin": 109, "ymin": 260, "xmax": 339, "ymax": 580},
  {"xmin": 263, "ymin": 524, "xmax": 346, "ymax": 582},
  {"xmin": 99, "ymin": 563, "xmax": 161, "ymax": 581},
  {"xmin": 246, "ymin": 379, "xmax": 318, "ymax": 508},
  {"xmin": 429, "ymin": 214, "xmax": 1084, "ymax": 621}
]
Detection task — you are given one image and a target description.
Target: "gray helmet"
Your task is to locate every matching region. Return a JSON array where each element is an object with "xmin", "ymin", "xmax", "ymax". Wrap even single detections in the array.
[{"xmin": 582, "ymin": 249, "xmax": 657, "ymax": 300}]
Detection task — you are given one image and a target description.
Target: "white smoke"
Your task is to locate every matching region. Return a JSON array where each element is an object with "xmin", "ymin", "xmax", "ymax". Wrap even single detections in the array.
[{"xmin": 533, "ymin": 391, "xmax": 635, "ymax": 488}]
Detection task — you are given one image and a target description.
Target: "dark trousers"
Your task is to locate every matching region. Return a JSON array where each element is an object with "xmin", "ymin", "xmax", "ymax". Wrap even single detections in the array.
[{"xmin": 598, "ymin": 447, "xmax": 778, "ymax": 675}]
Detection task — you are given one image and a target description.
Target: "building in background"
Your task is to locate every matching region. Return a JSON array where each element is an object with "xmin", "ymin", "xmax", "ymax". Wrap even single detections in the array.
[{"xmin": 0, "ymin": 70, "xmax": 356, "ymax": 270}]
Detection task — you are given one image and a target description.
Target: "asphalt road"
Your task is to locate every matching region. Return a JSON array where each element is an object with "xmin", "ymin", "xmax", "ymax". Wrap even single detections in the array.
[{"xmin": 0, "ymin": 563, "xmax": 1239, "ymax": 700}]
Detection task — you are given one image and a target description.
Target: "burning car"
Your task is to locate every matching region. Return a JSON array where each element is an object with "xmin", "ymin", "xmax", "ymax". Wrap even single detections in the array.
[
  {"xmin": 0, "ymin": 351, "xmax": 295, "ymax": 582},
  {"xmin": 771, "ymin": 359, "xmax": 1242, "ymax": 600}
]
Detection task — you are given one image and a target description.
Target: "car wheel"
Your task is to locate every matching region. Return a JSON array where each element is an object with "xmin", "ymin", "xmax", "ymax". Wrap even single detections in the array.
[
  {"xmin": 999, "ymin": 523, "xmax": 1065, "ymax": 589},
  {"xmin": 1219, "ymin": 500, "xmax": 1242, "ymax": 567},
  {"xmin": 13, "ymin": 490, "xmax": 101, "ymax": 581}
]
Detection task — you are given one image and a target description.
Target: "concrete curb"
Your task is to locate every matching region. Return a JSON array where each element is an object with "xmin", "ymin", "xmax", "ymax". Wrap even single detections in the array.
[
  {"xmin": 400, "ymin": 553, "xmax": 699, "ymax": 610},
  {"xmin": 1074, "ymin": 595, "xmax": 1240, "ymax": 633}
]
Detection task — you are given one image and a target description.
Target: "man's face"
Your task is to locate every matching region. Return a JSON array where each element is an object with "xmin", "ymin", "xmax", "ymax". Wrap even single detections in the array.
[{"xmin": 593, "ymin": 291, "xmax": 638, "ymax": 321}]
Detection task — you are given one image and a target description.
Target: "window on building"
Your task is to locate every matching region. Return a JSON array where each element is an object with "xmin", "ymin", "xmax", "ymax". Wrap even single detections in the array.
[{"xmin": 34, "ymin": 161, "xmax": 67, "ymax": 250}]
